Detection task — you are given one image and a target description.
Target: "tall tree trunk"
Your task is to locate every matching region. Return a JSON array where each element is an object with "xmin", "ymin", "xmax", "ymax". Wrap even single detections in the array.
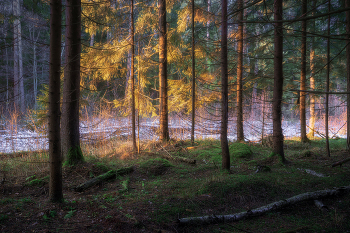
[
  {"xmin": 236, "ymin": 0, "xmax": 244, "ymax": 142},
  {"xmin": 49, "ymin": 0, "xmax": 63, "ymax": 203},
  {"xmin": 130, "ymin": 0, "xmax": 137, "ymax": 151},
  {"xmin": 325, "ymin": 0, "xmax": 331, "ymax": 157},
  {"xmin": 308, "ymin": 0, "xmax": 316, "ymax": 138},
  {"xmin": 300, "ymin": 0, "xmax": 308, "ymax": 142},
  {"xmin": 272, "ymin": 0, "xmax": 286, "ymax": 163},
  {"xmin": 191, "ymin": 0, "xmax": 196, "ymax": 145},
  {"xmin": 221, "ymin": 0, "xmax": 230, "ymax": 171},
  {"xmin": 159, "ymin": 0, "xmax": 169, "ymax": 142},
  {"xmin": 346, "ymin": 0, "xmax": 350, "ymax": 153},
  {"xmin": 61, "ymin": 0, "xmax": 84, "ymax": 165},
  {"xmin": 13, "ymin": 0, "xmax": 25, "ymax": 112}
]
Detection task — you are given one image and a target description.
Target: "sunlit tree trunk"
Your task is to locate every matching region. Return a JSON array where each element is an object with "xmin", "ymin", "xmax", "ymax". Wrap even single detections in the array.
[
  {"xmin": 159, "ymin": 0, "xmax": 169, "ymax": 142},
  {"xmin": 300, "ymin": 0, "xmax": 308, "ymax": 142},
  {"xmin": 325, "ymin": 0, "xmax": 330, "ymax": 157},
  {"xmin": 346, "ymin": 0, "xmax": 350, "ymax": 152},
  {"xmin": 191, "ymin": 0, "xmax": 196, "ymax": 145},
  {"xmin": 61, "ymin": 0, "xmax": 84, "ymax": 165},
  {"xmin": 308, "ymin": 0, "xmax": 316, "ymax": 138},
  {"xmin": 272, "ymin": 0, "xmax": 286, "ymax": 163},
  {"xmin": 221, "ymin": 0, "xmax": 230, "ymax": 171},
  {"xmin": 130, "ymin": 0, "xmax": 137, "ymax": 151},
  {"xmin": 236, "ymin": 0, "xmax": 244, "ymax": 142},
  {"xmin": 49, "ymin": 0, "xmax": 63, "ymax": 203}
]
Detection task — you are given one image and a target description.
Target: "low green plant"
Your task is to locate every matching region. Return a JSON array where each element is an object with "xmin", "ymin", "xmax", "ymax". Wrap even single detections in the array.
[
  {"xmin": 229, "ymin": 143, "xmax": 253, "ymax": 158},
  {"xmin": 64, "ymin": 208, "xmax": 76, "ymax": 219},
  {"xmin": 0, "ymin": 214, "xmax": 9, "ymax": 222},
  {"xmin": 139, "ymin": 158, "xmax": 173, "ymax": 176}
]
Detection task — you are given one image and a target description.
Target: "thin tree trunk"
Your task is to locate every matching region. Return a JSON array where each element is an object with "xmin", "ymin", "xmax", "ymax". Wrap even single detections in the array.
[
  {"xmin": 300, "ymin": 0, "xmax": 308, "ymax": 142},
  {"xmin": 49, "ymin": 0, "xmax": 63, "ymax": 203},
  {"xmin": 130, "ymin": 0, "xmax": 137, "ymax": 151},
  {"xmin": 159, "ymin": 0, "xmax": 169, "ymax": 142},
  {"xmin": 346, "ymin": 0, "xmax": 350, "ymax": 153},
  {"xmin": 273, "ymin": 0, "xmax": 286, "ymax": 163},
  {"xmin": 221, "ymin": 0, "xmax": 230, "ymax": 171},
  {"xmin": 236, "ymin": 0, "xmax": 244, "ymax": 142},
  {"xmin": 191, "ymin": 0, "xmax": 196, "ymax": 145},
  {"xmin": 325, "ymin": 0, "xmax": 330, "ymax": 157},
  {"xmin": 61, "ymin": 0, "xmax": 84, "ymax": 165},
  {"xmin": 308, "ymin": 0, "xmax": 316, "ymax": 138}
]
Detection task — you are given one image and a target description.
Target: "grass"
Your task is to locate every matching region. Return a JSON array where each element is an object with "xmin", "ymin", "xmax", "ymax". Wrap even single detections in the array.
[{"xmin": 1, "ymin": 138, "xmax": 350, "ymax": 232}]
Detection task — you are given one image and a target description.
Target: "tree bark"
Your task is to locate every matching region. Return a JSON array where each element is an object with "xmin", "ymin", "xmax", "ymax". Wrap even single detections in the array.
[
  {"xmin": 130, "ymin": 0, "xmax": 137, "ymax": 151},
  {"xmin": 159, "ymin": 0, "xmax": 169, "ymax": 142},
  {"xmin": 272, "ymin": 0, "xmax": 286, "ymax": 163},
  {"xmin": 178, "ymin": 185, "xmax": 350, "ymax": 224},
  {"xmin": 325, "ymin": 0, "xmax": 330, "ymax": 157},
  {"xmin": 300, "ymin": 0, "xmax": 308, "ymax": 142},
  {"xmin": 191, "ymin": 0, "xmax": 196, "ymax": 145},
  {"xmin": 346, "ymin": 0, "xmax": 350, "ymax": 153},
  {"xmin": 61, "ymin": 0, "xmax": 84, "ymax": 165},
  {"xmin": 221, "ymin": 0, "xmax": 230, "ymax": 171},
  {"xmin": 48, "ymin": 0, "xmax": 63, "ymax": 203},
  {"xmin": 308, "ymin": 0, "xmax": 316, "ymax": 138},
  {"xmin": 236, "ymin": 0, "xmax": 244, "ymax": 142}
]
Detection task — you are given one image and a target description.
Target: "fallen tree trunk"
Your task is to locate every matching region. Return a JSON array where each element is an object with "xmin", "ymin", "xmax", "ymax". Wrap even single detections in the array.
[
  {"xmin": 75, "ymin": 167, "xmax": 134, "ymax": 192},
  {"xmin": 332, "ymin": 157, "xmax": 350, "ymax": 167},
  {"xmin": 177, "ymin": 185, "xmax": 350, "ymax": 224}
]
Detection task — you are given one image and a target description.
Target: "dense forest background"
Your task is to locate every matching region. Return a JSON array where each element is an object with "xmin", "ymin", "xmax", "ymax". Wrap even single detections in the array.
[{"xmin": 0, "ymin": 0, "xmax": 349, "ymax": 153}]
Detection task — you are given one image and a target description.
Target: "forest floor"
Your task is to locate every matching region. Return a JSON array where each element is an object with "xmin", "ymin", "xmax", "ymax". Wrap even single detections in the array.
[{"xmin": 1, "ymin": 137, "xmax": 350, "ymax": 233}]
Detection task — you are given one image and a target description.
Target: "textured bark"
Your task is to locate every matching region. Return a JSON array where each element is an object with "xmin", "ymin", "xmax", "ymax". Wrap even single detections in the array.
[
  {"xmin": 325, "ymin": 1, "xmax": 330, "ymax": 157},
  {"xmin": 221, "ymin": 0, "xmax": 230, "ymax": 171},
  {"xmin": 75, "ymin": 167, "xmax": 134, "ymax": 192},
  {"xmin": 191, "ymin": 0, "xmax": 196, "ymax": 145},
  {"xmin": 272, "ymin": 0, "xmax": 286, "ymax": 163},
  {"xmin": 300, "ymin": 0, "xmax": 308, "ymax": 142},
  {"xmin": 178, "ymin": 185, "xmax": 350, "ymax": 224},
  {"xmin": 236, "ymin": 0, "xmax": 244, "ymax": 142},
  {"xmin": 308, "ymin": 0, "xmax": 316, "ymax": 138},
  {"xmin": 61, "ymin": 0, "xmax": 84, "ymax": 165},
  {"xmin": 13, "ymin": 0, "xmax": 25, "ymax": 112},
  {"xmin": 159, "ymin": 0, "xmax": 169, "ymax": 142},
  {"xmin": 131, "ymin": 0, "xmax": 137, "ymax": 151},
  {"xmin": 346, "ymin": 0, "xmax": 350, "ymax": 153},
  {"xmin": 48, "ymin": 0, "xmax": 63, "ymax": 203}
]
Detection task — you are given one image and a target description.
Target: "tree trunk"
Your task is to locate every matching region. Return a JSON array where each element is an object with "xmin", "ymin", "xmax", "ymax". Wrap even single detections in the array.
[
  {"xmin": 159, "ymin": 0, "xmax": 169, "ymax": 142},
  {"xmin": 221, "ymin": 0, "xmax": 230, "ymax": 171},
  {"xmin": 49, "ymin": 0, "xmax": 63, "ymax": 203},
  {"xmin": 61, "ymin": 0, "xmax": 84, "ymax": 165},
  {"xmin": 346, "ymin": 0, "xmax": 350, "ymax": 153},
  {"xmin": 308, "ymin": 0, "xmax": 316, "ymax": 138},
  {"xmin": 191, "ymin": 0, "xmax": 196, "ymax": 145},
  {"xmin": 325, "ymin": 0, "xmax": 330, "ymax": 157},
  {"xmin": 130, "ymin": 0, "xmax": 137, "ymax": 151},
  {"xmin": 300, "ymin": 0, "xmax": 308, "ymax": 142},
  {"xmin": 236, "ymin": 0, "xmax": 244, "ymax": 142},
  {"xmin": 272, "ymin": 0, "xmax": 286, "ymax": 163}
]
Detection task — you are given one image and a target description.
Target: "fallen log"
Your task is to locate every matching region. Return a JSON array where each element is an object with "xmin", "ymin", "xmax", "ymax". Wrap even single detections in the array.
[
  {"xmin": 159, "ymin": 145, "xmax": 196, "ymax": 164},
  {"xmin": 332, "ymin": 157, "xmax": 350, "ymax": 167},
  {"xmin": 177, "ymin": 185, "xmax": 350, "ymax": 224},
  {"xmin": 75, "ymin": 167, "xmax": 134, "ymax": 192}
]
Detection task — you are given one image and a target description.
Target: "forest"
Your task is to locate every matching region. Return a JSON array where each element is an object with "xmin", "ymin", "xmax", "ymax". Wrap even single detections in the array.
[{"xmin": 1, "ymin": 0, "xmax": 350, "ymax": 232}]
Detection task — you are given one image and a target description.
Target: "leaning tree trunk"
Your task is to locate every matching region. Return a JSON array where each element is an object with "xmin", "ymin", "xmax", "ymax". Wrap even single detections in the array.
[
  {"xmin": 300, "ymin": 0, "xmax": 308, "ymax": 142},
  {"xmin": 48, "ymin": 0, "xmax": 63, "ymax": 203},
  {"xmin": 159, "ymin": 0, "xmax": 169, "ymax": 142},
  {"xmin": 346, "ymin": 0, "xmax": 350, "ymax": 153},
  {"xmin": 236, "ymin": 0, "xmax": 244, "ymax": 142},
  {"xmin": 272, "ymin": 0, "xmax": 287, "ymax": 163},
  {"xmin": 61, "ymin": 0, "xmax": 84, "ymax": 165},
  {"xmin": 221, "ymin": 0, "xmax": 230, "ymax": 171},
  {"xmin": 191, "ymin": 0, "xmax": 196, "ymax": 145}
]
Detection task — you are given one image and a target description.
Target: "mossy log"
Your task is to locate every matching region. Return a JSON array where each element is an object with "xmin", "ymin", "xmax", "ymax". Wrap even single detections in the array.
[
  {"xmin": 177, "ymin": 185, "xmax": 350, "ymax": 224},
  {"xmin": 75, "ymin": 167, "xmax": 134, "ymax": 192},
  {"xmin": 332, "ymin": 157, "xmax": 350, "ymax": 167}
]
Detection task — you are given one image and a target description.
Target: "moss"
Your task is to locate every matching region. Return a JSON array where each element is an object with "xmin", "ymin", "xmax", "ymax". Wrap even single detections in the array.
[
  {"xmin": 139, "ymin": 158, "xmax": 173, "ymax": 176},
  {"xmin": 64, "ymin": 146, "xmax": 84, "ymax": 166},
  {"xmin": 229, "ymin": 143, "xmax": 253, "ymax": 159}
]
